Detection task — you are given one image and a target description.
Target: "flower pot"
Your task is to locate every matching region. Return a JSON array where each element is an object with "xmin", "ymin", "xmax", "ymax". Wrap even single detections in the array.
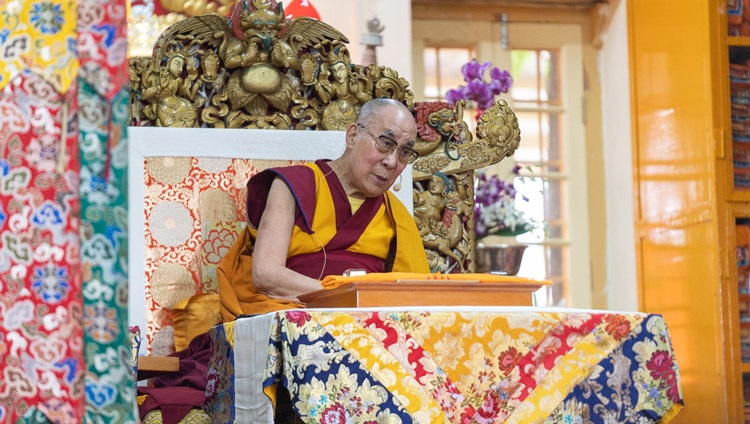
[{"xmin": 475, "ymin": 243, "xmax": 527, "ymax": 275}]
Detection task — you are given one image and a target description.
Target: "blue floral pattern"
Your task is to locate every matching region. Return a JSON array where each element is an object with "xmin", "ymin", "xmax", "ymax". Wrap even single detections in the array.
[
  {"xmin": 257, "ymin": 310, "xmax": 683, "ymax": 423},
  {"xmin": 29, "ymin": 2, "xmax": 65, "ymax": 34}
]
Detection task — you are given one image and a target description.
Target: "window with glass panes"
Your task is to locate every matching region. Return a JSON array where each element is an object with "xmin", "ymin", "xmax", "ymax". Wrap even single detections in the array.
[
  {"xmin": 423, "ymin": 46, "xmax": 475, "ymax": 101},
  {"xmin": 511, "ymin": 49, "xmax": 569, "ymax": 307},
  {"xmin": 423, "ymin": 46, "xmax": 570, "ymax": 307}
]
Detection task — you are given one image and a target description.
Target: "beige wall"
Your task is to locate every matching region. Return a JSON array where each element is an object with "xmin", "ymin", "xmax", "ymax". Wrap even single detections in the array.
[
  {"xmin": 313, "ymin": 0, "xmax": 413, "ymax": 83},
  {"xmin": 599, "ymin": 0, "xmax": 638, "ymax": 311}
]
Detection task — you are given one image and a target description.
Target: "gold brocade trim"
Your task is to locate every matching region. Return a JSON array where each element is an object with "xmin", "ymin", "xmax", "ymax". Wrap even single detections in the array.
[{"xmin": 142, "ymin": 408, "xmax": 211, "ymax": 424}]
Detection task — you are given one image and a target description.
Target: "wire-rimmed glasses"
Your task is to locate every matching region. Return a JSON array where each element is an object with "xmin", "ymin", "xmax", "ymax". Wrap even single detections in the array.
[{"xmin": 357, "ymin": 123, "xmax": 419, "ymax": 164}]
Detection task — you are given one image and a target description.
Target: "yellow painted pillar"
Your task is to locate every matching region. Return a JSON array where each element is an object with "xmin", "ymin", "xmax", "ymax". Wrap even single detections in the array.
[{"xmin": 629, "ymin": 0, "xmax": 736, "ymax": 421}]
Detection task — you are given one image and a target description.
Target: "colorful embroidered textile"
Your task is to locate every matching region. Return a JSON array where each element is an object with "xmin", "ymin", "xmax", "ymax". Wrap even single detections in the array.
[
  {"xmin": 0, "ymin": 0, "xmax": 79, "ymax": 93},
  {"xmin": 0, "ymin": 71, "xmax": 83, "ymax": 423},
  {"xmin": 76, "ymin": 1, "xmax": 135, "ymax": 421},
  {"xmin": 78, "ymin": 80, "xmax": 137, "ymax": 423},
  {"xmin": 205, "ymin": 321, "xmax": 238, "ymax": 423},
  {"xmin": 141, "ymin": 157, "xmax": 303, "ymax": 354},
  {"xmin": 208, "ymin": 308, "xmax": 684, "ymax": 423},
  {"xmin": 1, "ymin": 0, "xmax": 133, "ymax": 421},
  {"xmin": 77, "ymin": 0, "xmax": 129, "ymax": 101}
]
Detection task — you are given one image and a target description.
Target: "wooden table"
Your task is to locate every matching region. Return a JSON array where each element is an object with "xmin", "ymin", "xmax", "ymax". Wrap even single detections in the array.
[
  {"xmin": 136, "ymin": 356, "xmax": 180, "ymax": 380},
  {"xmin": 298, "ymin": 279, "xmax": 546, "ymax": 308}
]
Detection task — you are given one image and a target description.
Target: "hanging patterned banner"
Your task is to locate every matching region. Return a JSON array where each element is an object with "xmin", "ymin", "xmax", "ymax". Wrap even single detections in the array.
[
  {"xmin": 77, "ymin": 0, "xmax": 136, "ymax": 421},
  {"xmin": 77, "ymin": 0, "xmax": 130, "ymax": 100},
  {"xmin": 0, "ymin": 73, "xmax": 83, "ymax": 424},
  {"xmin": 1, "ymin": 0, "xmax": 134, "ymax": 421},
  {"xmin": 0, "ymin": 0, "xmax": 79, "ymax": 93},
  {"xmin": 0, "ymin": 1, "xmax": 83, "ymax": 423},
  {"xmin": 78, "ymin": 81, "xmax": 136, "ymax": 424}
]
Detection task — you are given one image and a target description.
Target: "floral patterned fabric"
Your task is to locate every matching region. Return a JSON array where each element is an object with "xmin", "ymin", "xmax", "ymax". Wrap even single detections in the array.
[
  {"xmin": 78, "ymin": 81, "xmax": 136, "ymax": 423},
  {"xmin": 141, "ymin": 158, "xmax": 304, "ymax": 355},
  {"xmin": 77, "ymin": 0, "xmax": 129, "ymax": 102},
  {"xmin": 204, "ymin": 322, "xmax": 236, "ymax": 423},
  {"xmin": 248, "ymin": 309, "xmax": 683, "ymax": 424},
  {"xmin": 0, "ymin": 70, "xmax": 83, "ymax": 424},
  {"xmin": 1, "ymin": 0, "xmax": 133, "ymax": 422},
  {"xmin": 77, "ymin": 1, "xmax": 134, "ymax": 421}
]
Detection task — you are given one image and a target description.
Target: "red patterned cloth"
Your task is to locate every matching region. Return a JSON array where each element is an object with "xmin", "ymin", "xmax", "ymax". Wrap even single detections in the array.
[
  {"xmin": 0, "ymin": 73, "xmax": 83, "ymax": 423},
  {"xmin": 141, "ymin": 158, "xmax": 303, "ymax": 354},
  {"xmin": 77, "ymin": 0, "xmax": 129, "ymax": 100}
]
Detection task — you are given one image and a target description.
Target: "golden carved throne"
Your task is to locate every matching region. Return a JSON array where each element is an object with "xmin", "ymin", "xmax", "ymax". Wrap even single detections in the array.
[{"xmin": 128, "ymin": 1, "xmax": 520, "ymax": 310}]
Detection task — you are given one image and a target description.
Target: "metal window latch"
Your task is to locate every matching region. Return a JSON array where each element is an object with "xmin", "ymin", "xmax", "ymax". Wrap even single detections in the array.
[{"xmin": 500, "ymin": 13, "xmax": 508, "ymax": 50}]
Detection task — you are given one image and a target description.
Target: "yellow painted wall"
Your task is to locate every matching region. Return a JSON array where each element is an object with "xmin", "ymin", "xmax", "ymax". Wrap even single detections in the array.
[{"xmin": 629, "ymin": 0, "xmax": 733, "ymax": 420}]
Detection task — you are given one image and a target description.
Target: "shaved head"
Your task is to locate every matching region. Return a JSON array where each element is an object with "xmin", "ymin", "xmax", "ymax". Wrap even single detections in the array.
[
  {"xmin": 356, "ymin": 98, "xmax": 413, "ymax": 126},
  {"xmin": 328, "ymin": 98, "xmax": 417, "ymax": 199}
]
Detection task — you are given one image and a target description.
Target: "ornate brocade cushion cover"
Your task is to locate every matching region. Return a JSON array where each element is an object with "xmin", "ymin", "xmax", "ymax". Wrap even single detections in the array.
[{"xmin": 142, "ymin": 157, "xmax": 306, "ymax": 355}]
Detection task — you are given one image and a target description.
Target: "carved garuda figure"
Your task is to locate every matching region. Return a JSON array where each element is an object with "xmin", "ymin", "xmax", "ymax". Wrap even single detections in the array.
[
  {"xmin": 412, "ymin": 100, "xmax": 521, "ymax": 273},
  {"xmin": 129, "ymin": 0, "xmax": 413, "ymax": 129}
]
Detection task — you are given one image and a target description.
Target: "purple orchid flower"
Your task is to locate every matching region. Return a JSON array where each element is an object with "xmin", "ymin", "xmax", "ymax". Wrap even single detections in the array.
[
  {"xmin": 445, "ymin": 58, "xmax": 513, "ymax": 112},
  {"xmin": 462, "ymin": 59, "xmax": 491, "ymax": 81},
  {"xmin": 465, "ymin": 80, "xmax": 492, "ymax": 108},
  {"xmin": 473, "ymin": 169, "xmax": 536, "ymax": 238},
  {"xmin": 445, "ymin": 87, "xmax": 466, "ymax": 105},
  {"xmin": 489, "ymin": 68, "xmax": 513, "ymax": 95}
]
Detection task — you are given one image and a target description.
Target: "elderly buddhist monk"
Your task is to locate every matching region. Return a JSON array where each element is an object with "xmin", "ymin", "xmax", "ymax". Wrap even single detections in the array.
[{"xmin": 218, "ymin": 98, "xmax": 430, "ymax": 321}]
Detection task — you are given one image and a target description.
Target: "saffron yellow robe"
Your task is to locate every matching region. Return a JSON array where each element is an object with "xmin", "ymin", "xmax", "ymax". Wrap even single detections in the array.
[{"xmin": 218, "ymin": 160, "xmax": 429, "ymax": 321}]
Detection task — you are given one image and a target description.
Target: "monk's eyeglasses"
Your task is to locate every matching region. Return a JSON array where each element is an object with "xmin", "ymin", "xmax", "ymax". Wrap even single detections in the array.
[{"xmin": 357, "ymin": 123, "xmax": 419, "ymax": 164}]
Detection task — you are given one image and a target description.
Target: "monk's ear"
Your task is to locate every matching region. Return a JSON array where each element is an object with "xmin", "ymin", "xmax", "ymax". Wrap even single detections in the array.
[{"xmin": 345, "ymin": 123, "xmax": 358, "ymax": 148}]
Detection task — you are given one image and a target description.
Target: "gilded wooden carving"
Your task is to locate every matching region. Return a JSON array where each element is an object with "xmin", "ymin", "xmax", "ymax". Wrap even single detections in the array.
[
  {"xmin": 412, "ymin": 99, "xmax": 520, "ymax": 179},
  {"xmin": 129, "ymin": 0, "xmax": 412, "ymax": 129},
  {"xmin": 414, "ymin": 170, "xmax": 476, "ymax": 273},
  {"xmin": 128, "ymin": 0, "xmax": 519, "ymax": 273},
  {"xmin": 411, "ymin": 100, "xmax": 520, "ymax": 273}
]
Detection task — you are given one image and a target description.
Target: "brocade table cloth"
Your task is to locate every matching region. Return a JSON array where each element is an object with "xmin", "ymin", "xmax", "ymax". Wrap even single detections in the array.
[{"xmin": 206, "ymin": 307, "xmax": 683, "ymax": 423}]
